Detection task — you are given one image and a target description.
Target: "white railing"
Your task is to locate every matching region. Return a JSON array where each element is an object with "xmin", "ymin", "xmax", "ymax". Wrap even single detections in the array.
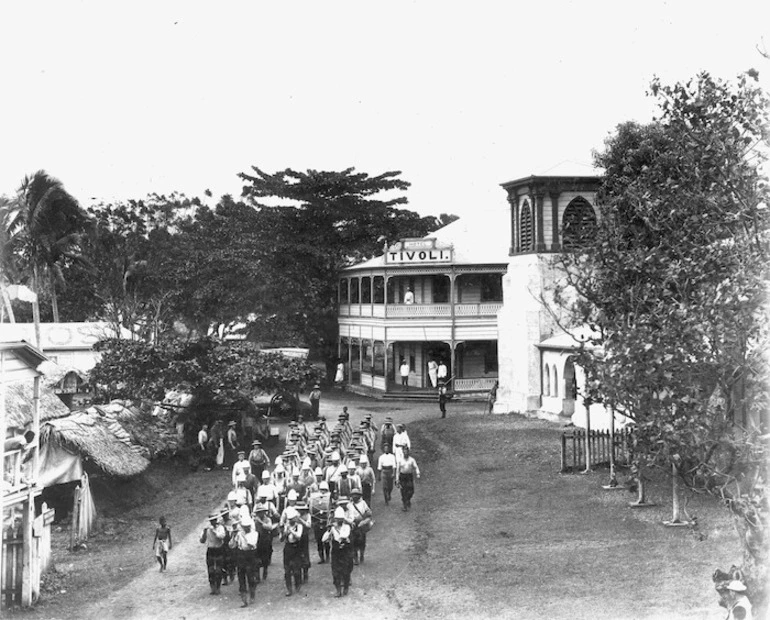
[
  {"xmin": 455, "ymin": 302, "xmax": 503, "ymax": 316},
  {"xmin": 341, "ymin": 302, "xmax": 503, "ymax": 319},
  {"xmin": 454, "ymin": 378, "xmax": 498, "ymax": 392},
  {"xmin": 3, "ymin": 449, "xmax": 25, "ymax": 494},
  {"xmin": 386, "ymin": 304, "xmax": 452, "ymax": 317}
]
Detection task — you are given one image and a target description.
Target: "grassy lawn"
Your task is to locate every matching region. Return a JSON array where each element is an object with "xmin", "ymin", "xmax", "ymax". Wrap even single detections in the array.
[{"xmin": 398, "ymin": 412, "xmax": 741, "ymax": 620}]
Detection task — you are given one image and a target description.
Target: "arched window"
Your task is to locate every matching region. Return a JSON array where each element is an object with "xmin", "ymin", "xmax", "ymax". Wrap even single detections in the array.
[
  {"xmin": 561, "ymin": 196, "xmax": 597, "ymax": 250},
  {"xmin": 519, "ymin": 200, "xmax": 534, "ymax": 251},
  {"xmin": 543, "ymin": 365, "xmax": 551, "ymax": 396},
  {"xmin": 552, "ymin": 365, "xmax": 559, "ymax": 397}
]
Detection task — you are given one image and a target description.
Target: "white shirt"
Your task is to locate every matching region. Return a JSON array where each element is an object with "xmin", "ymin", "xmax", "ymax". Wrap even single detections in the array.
[
  {"xmin": 377, "ymin": 452, "xmax": 397, "ymax": 470},
  {"xmin": 437, "ymin": 363, "xmax": 448, "ymax": 379},
  {"xmin": 404, "ymin": 290, "xmax": 414, "ymax": 304},
  {"xmin": 400, "ymin": 363, "xmax": 410, "ymax": 377}
]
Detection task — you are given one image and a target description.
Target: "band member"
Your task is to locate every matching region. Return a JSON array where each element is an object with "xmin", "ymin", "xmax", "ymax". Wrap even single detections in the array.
[
  {"xmin": 356, "ymin": 455, "xmax": 376, "ymax": 505},
  {"xmin": 252, "ymin": 502, "xmax": 277, "ymax": 581},
  {"xmin": 396, "ymin": 446, "xmax": 421, "ymax": 511},
  {"xmin": 347, "ymin": 488, "xmax": 372, "ymax": 565},
  {"xmin": 200, "ymin": 513, "xmax": 226, "ymax": 595},
  {"xmin": 323, "ymin": 506, "xmax": 354, "ymax": 597},
  {"xmin": 309, "ymin": 481, "xmax": 332, "ymax": 563},
  {"xmin": 380, "ymin": 417, "xmax": 396, "ymax": 452},
  {"xmin": 281, "ymin": 507, "xmax": 305, "ymax": 596},
  {"xmin": 229, "ymin": 515, "xmax": 260, "ymax": 607},
  {"xmin": 377, "ymin": 444, "xmax": 397, "ymax": 504},
  {"xmin": 248, "ymin": 440, "xmax": 270, "ymax": 483}
]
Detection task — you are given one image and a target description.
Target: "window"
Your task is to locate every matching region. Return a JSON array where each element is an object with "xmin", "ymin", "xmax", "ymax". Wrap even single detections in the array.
[
  {"xmin": 373, "ymin": 276, "xmax": 385, "ymax": 303},
  {"xmin": 552, "ymin": 365, "xmax": 559, "ymax": 397},
  {"xmin": 561, "ymin": 196, "xmax": 597, "ymax": 250},
  {"xmin": 432, "ymin": 275, "xmax": 449, "ymax": 303},
  {"xmin": 373, "ymin": 341, "xmax": 385, "ymax": 376},
  {"xmin": 480, "ymin": 274, "xmax": 503, "ymax": 302},
  {"xmin": 544, "ymin": 365, "xmax": 551, "ymax": 396},
  {"xmin": 519, "ymin": 200, "xmax": 534, "ymax": 251},
  {"xmin": 339, "ymin": 279, "xmax": 349, "ymax": 304},
  {"xmin": 361, "ymin": 276, "xmax": 372, "ymax": 304},
  {"xmin": 350, "ymin": 278, "xmax": 360, "ymax": 304}
]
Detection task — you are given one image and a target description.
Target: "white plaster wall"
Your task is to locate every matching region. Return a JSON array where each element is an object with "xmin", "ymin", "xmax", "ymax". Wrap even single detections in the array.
[{"xmin": 494, "ymin": 254, "xmax": 568, "ymax": 414}]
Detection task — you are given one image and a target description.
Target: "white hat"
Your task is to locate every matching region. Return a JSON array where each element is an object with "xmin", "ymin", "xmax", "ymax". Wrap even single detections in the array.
[
  {"xmin": 287, "ymin": 489, "xmax": 298, "ymax": 501},
  {"xmin": 275, "ymin": 464, "xmax": 285, "ymax": 473},
  {"xmin": 261, "ymin": 470, "xmax": 271, "ymax": 479},
  {"xmin": 319, "ymin": 481, "xmax": 329, "ymax": 491},
  {"xmin": 314, "ymin": 467, "xmax": 323, "ymax": 476},
  {"xmin": 241, "ymin": 515, "xmax": 254, "ymax": 527},
  {"xmin": 334, "ymin": 507, "xmax": 346, "ymax": 519},
  {"xmin": 274, "ymin": 455, "xmax": 283, "ymax": 465},
  {"xmin": 331, "ymin": 452, "xmax": 340, "ymax": 462},
  {"xmin": 726, "ymin": 580, "xmax": 747, "ymax": 592},
  {"xmin": 292, "ymin": 468, "xmax": 300, "ymax": 477},
  {"xmin": 359, "ymin": 455, "xmax": 368, "ymax": 465},
  {"xmin": 227, "ymin": 491, "xmax": 238, "ymax": 502},
  {"xmin": 347, "ymin": 462, "xmax": 356, "ymax": 470},
  {"xmin": 302, "ymin": 458, "xmax": 312, "ymax": 469},
  {"xmin": 285, "ymin": 507, "xmax": 299, "ymax": 520}
]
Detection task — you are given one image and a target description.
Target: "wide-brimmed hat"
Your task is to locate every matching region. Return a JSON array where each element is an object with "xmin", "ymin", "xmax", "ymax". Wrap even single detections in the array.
[
  {"xmin": 726, "ymin": 580, "xmax": 747, "ymax": 592},
  {"xmin": 252, "ymin": 440, "xmax": 262, "ymax": 446}
]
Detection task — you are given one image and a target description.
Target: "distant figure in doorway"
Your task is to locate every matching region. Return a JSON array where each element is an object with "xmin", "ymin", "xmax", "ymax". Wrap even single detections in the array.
[
  {"xmin": 400, "ymin": 359, "xmax": 410, "ymax": 391},
  {"xmin": 437, "ymin": 360, "xmax": 448, "ymax": 384},
  {"xmin": 309, "ymin": 384, "xmax": 322, "ymax": 420},
  {"xmin": 428, "ymin": 359, "xmax": 438, "ymax": 388},
  {"xmin": 335, "ymin": 362, "xmax": 345, "ymax": 388},
  {"xmin": 404, "ymin": 288, "xmax": 414, "ymax": 304}
]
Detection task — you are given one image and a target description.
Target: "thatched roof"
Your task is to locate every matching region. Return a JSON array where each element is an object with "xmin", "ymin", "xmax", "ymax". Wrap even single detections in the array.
[
  {"xmin": 41, "ymin": 412, "xmax": 150, "ymax": 478},
  {"xmin": 84, "ymin": 401, "xmax": 178, "ymax": 459},
  {"xmin": 4, "ymin": 381, "xmax": 71, "ymax": 429}
]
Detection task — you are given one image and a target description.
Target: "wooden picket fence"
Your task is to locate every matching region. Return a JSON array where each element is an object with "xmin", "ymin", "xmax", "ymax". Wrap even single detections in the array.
[
  {"xmin": 2, "ymin": 521, "xmax": 24, "ymax": 607},
  {"xmin": 560, "ymin": 427, "xmax": 633, "ymax": 472}
]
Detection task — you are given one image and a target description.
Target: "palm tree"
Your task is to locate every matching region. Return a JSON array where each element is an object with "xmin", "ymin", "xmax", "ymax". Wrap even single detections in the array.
[{"xmin": 4, "ymin": 170, "xmax": 91, "ymax": 326}]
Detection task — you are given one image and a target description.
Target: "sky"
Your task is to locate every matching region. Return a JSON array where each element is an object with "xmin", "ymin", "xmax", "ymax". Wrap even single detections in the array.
[{"xmin": 1, "ymin": 1, "xmax": 768, "ymax": 220}]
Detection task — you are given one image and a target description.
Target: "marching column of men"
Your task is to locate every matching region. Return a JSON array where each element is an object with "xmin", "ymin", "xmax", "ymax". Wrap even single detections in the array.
[{"xmin": 200, "ymin": 408, "xmax": 419, "ymax": 605}]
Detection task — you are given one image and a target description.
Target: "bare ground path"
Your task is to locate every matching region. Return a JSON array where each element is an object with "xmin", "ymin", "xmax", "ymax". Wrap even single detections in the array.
[{"xmin": 25, "ymin": 392, "xmax": 741, "ymax": 620}]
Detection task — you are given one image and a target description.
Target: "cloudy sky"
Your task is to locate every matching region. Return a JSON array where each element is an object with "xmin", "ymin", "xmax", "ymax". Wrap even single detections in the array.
[{"xmin": 1, "ymin": 2, "xmax": 768, "ymax": 219}]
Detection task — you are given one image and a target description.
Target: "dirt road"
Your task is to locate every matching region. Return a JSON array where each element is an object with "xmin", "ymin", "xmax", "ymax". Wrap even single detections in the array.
[{"xmin": 27, "ymin": 392, "xmax": 739, "ymax": 620}]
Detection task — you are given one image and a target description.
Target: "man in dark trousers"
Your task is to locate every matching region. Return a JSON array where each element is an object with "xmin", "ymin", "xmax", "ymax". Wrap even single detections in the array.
[
  {"xmin": 309, "ymin": 384, "xmax": 322, "ymax": 420},
  {"xmin": 438, "ymin": 384, "xmax": 448, "ymax": 418},
  {"xmin": 200, "ymin": 513, "xmax": 227, "ymax": 595}
]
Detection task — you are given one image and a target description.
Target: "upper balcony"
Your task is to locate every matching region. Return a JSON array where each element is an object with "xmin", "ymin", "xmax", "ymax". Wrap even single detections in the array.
[
  {"xmin": 338, "ymin": 271, "xmax": 504, "ymax": 320},
  {"xmin": 339, "ymin": 302, "xmax": 503, "ymax": 319}
]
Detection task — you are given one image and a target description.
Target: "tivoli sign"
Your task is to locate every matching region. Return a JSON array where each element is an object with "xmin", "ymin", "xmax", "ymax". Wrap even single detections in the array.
[{"xmin": 385, "ymin": 238, "xmax": 453, "ymax": 264}]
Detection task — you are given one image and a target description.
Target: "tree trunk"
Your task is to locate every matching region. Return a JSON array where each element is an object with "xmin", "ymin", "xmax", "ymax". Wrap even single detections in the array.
[
  {"xmin": 670, "ymin": 463, "xmax": 684, "ymax": 523},
  {"xmin": 32, "ymin": 265, "xmax": 41, "ymax": 347},
  {"xmin": 49, "ymin": 271, "xmax": 59, "ymax": 323}
]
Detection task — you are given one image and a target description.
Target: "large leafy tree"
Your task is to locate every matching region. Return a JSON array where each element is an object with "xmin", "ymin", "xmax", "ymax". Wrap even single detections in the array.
[
  {"xmin": 1, "ymin": 170, "xmax": 91, "ymax": 325},
  {"xmin": 238, "ymin": 167, "xmax": 451, "ymax": 374},
  {"xmin": 90, "ymin": 337, "xmax": 321, "ymax": 413},
  {"xmin": 555, "ymin": 71, "xmax": 769, "ymax": 607}
]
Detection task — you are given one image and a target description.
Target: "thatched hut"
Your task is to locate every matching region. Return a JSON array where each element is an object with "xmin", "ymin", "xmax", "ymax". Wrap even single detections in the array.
[{"xmin": 39, "ymin": 413, "xmax": 149, "ymax": 486}]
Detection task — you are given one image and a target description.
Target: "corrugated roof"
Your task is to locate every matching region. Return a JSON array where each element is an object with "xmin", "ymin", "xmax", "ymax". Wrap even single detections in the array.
[{"xmin": 343, "ymin": 209, "xmax": 511, "ymax": 272}]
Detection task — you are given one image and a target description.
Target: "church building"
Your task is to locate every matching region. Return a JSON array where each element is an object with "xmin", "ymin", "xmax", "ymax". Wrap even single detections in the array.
[{"xmin": 338, "ymin": 166, "xmax": 614, "ymax": 427}]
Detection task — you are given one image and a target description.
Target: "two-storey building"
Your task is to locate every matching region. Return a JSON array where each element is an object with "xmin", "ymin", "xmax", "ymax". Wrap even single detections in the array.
[{"xmin": 337, "ymin": 212, "xmax": 509, "ymax": 395}]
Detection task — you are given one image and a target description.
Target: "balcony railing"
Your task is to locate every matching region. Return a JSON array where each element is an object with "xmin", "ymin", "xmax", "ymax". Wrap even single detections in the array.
[
  {"xmin": 339, "ymin": 302, "xmax": 503, "ymax": 318},
  {"xmin": 454, "ymin": 377, "xmax": 498, "ymax": 392},
  {"xmin": 2, "ymin": 449, "xmax": 25, "ymax": 495}
]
